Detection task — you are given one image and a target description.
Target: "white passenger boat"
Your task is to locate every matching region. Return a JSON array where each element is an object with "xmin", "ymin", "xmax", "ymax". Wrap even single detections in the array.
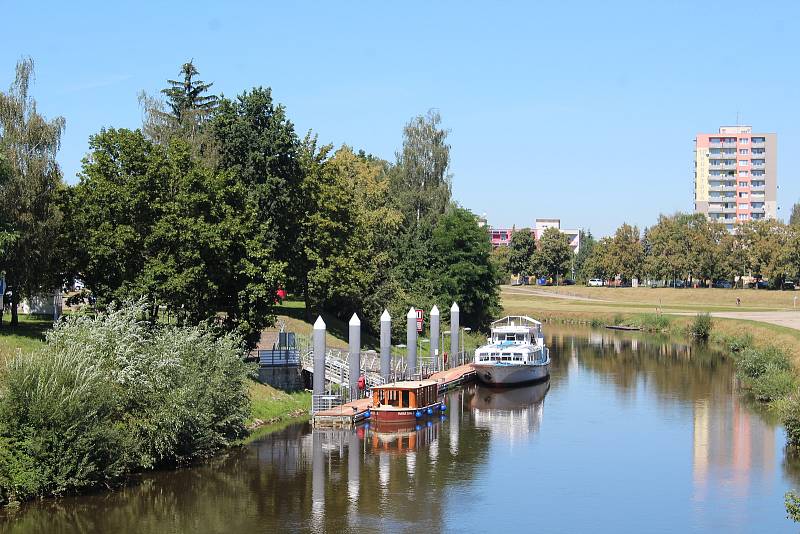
[{"xmin": 473, "ymin": 316, "xmax": 550, "ymax": 386}]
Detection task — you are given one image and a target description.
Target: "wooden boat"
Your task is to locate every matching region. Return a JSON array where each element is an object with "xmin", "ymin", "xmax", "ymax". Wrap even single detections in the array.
[{"xmin": 370, "ymin": 379, "xmax": 444, "ymax": 423}]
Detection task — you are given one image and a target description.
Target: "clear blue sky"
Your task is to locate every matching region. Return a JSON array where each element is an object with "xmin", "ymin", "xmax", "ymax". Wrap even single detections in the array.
[{"xmin": 3, "ymin": 1, "xmax": 799, "ymax": 237}]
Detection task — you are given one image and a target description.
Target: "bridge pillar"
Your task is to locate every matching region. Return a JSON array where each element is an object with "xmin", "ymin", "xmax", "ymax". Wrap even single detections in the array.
[
  {"xmin": 348, "ymin": 313, "xmax": 361, "ymax": 401},
  {"xmin": 406, "ymin": 307, "xmax": 417, "ymax": 378},
  {"xmin": 380, "ymin": 309, "xmax": 391, "ymax": 381},
  {"xmin": 450, "ymin": 302, "xmax": 459, "ymax": 369},
  {"xmin": 313, "ymin": 316, "xmax": 326, "ymax": 396}
]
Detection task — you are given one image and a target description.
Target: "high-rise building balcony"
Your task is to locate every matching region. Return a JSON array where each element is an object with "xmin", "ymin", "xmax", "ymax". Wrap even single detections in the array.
[{"xmin": 751, "ymin": 160, "xmax": 765, "ymax": 168}]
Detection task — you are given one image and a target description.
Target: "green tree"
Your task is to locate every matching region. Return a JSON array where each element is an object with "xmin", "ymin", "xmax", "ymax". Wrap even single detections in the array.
[
  {"xmin": 431, "ymin": 207, "xmax": 499, "ymax": 331},
  {"xmin": 0, "ymin": 57, "xmax": 66, "ymax": 326},
  {"xmin": 738, "ymin": 219, "xmax": 791, "ymax": 287},
  {"xmin": 66, "ymin": 128, "xmax": 282, "ymax": 345},
  {"xmin": 574, "ymin": 230, "xmax": 596, "ymax": 282},
  {"xmin": 608, "ymin": 223, "xmax": 643, "ymax": 283},
  {"xmin": 389, "ymin": 111, "xmax": 452, "ymax": 301},
  {"xmin": 508, "ymin": 229, "xmax": 536, "ymax": 279},
  {"xmin": 537, "ymin": 227, "xmax": 573, "ymax": 283},
  {"xmin": 211, "ymin": 87, "xmax": 304, "ymax": 304},
  {"xmin": 582, "ymin": 237, "xmax": 613, "ymax": 281},
  {"xmin": 490, "ymin": 245, "xmax": 512, "ymax": 285},
  {"xmin": 789, "ymin": 202, "xmax": 800, "ymax": 228}
]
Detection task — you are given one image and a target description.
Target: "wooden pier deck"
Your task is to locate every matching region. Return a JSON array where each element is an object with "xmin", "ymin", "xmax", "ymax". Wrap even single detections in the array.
[{"xmin": 312, "ymin": 363, "xmax": 477, "ymax": 428}]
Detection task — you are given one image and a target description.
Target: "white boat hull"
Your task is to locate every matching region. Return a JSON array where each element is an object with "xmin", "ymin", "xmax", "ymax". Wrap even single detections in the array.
[{"xmin": 473, "ymin": 362, "xmax": 550, "ymax": 386}]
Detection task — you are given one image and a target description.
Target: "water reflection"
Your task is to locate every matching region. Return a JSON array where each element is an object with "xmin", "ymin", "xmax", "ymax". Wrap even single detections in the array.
[
  {"xmin": 471, "ymin": 381, "xmax": 549, "ymax": 444},
  {"xmin": 2, "ymin": 325, "xmax": 799, "ymax": 533}
]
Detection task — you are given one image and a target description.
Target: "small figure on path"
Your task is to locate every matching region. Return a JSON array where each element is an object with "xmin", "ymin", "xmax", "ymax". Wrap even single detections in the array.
[{"xmin": 736, "ymin": 297, "xmax": 741, "ymax": 307}]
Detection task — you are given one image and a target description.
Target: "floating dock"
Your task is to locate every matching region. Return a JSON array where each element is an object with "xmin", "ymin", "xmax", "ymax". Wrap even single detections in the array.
[{"xmin": 312, "ymin": 363, "xmax": 476, "ymax": 428}]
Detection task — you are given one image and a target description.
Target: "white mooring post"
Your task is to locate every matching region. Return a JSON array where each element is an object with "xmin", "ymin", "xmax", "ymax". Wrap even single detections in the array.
[
  {"xmin": 406, "ymin": 307, "xmax": 417, "ymax": 378},
  {"xmin": 450, "ymin": 302, "xmax": 460, "ymax": 369},
  {"xmin": 430, "ymin": 305, "xmax": 440, "ymax": 372},
  {"xmin": 380, "ymin": 309, "xmax": 391, "ymax": 381},
  {"xmin": 313, "ymin": 316, "xmax": 326, "ymax": 398},
  {"xmin": 348, "ymin": 313, "xmax": 361, "ymax": 401}
]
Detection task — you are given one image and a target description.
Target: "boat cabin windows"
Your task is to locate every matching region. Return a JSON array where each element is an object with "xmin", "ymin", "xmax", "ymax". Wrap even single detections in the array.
[{"xmin": 372, "ymin": 383, "xmax": 438, "ymax": 410}]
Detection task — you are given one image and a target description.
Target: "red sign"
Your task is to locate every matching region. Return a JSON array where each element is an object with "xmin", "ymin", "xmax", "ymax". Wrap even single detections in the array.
[{"xmin": 415, "ymin": 308, "xmax": 424, "ymax": 332}]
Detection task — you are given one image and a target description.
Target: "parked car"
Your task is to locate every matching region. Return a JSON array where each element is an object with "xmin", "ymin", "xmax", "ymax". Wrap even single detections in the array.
[
  {"xmin": 783, "ymin": 281, "xmax": 796, "ymax": 291},
  {"xmin": 666, "ymin": 280, "xmax": 686, "ymax": 288},
  {"xmin": 712, "ymin": 280, "xmax": 733, "ymax": 289},
  {"xmin": 562, "ymin": 279, "xmax": 576, "ymax": 285},
  {"xmin": 588, "ymin": 279, "xmax": 603, "ymax": 287},
  {"xmin": 755, "ymin": 280, "xmax": 769, "ymax": 289}
]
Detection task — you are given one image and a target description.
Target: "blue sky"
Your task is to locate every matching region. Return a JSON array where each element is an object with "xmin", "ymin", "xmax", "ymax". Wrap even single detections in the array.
[{"xmin": 2, "ymin": 1, "xmax": 799, "ymax": 236}]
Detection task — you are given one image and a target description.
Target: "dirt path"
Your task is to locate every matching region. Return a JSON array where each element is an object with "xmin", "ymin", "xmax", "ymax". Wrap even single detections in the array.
[
  {"xmin": 704, "ymin": 310, "xmax": 800, "ymax": 331},
  {"xmin": 504, "ymin": 287, "xmax": 607, "ymax": 302}
]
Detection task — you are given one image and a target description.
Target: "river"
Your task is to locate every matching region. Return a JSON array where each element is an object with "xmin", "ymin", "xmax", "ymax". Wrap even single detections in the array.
[{"xmin": 2, "ymin": 325, "xmax": 798, "ymax": 533}]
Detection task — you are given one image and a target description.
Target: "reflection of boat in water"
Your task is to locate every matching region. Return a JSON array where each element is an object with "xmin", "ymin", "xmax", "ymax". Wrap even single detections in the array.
[
  {"xmin": 359, "ymin": 418, "xmax": 443, "ymax": 454},
  {"xmin": 471, "ymin": 380, "xmax": 550, "ymax": 440},
  {"xmin": 473, "ymin": 316, "xmax": 550, "ymax": 386}
]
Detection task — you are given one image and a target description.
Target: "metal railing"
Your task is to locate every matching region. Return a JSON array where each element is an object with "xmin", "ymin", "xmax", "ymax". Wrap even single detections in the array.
[
  {"xmin": 312, "ymin": 394, "xmax": 343, "ymax": 414},
  {"xmin": 257, "ymin": 349, "xmax": 300, "ymax": 367}
]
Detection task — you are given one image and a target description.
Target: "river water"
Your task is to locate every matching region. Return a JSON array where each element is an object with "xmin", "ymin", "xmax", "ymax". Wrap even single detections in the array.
[{"xmin": 3, "ymin": 325, "xmax": 799, "ymax": 533}]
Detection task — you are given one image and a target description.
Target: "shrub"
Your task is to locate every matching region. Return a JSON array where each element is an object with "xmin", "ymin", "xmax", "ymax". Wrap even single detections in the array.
[
  {"xmin": 735, "ymin": 346, "xmax": 791, "ymax": 382},
  {"xmin": 639, "ymin": 313, "xmax": 670, "ymax": 332},
  {"xmin": 690, "ymin": 313, "xmax": 713, "ymax": 340},
  {"xmin": 612, "ymin": 314, "xmax": 624, "ymax": 326},
  {"xmin": 728, "ymin": 334, "xmax": 753, "ymax": 353},
  {"xmin": 0, "ymin": 303, "xmax": 251, "ymax": 504},
  {"xmin": 786, "ymin": 490, "xmax": 800, "ymax": 522},
  {"xmin": 589, "ymin": 318, "xmax": 603, "ymax": 328},
  {"xmin": 782, "ymin": 396, "xmax": 800, "ymax": 449},
  {"xmin": 749, "ymin": 369, "xmax": 798, "ymax": 402}
]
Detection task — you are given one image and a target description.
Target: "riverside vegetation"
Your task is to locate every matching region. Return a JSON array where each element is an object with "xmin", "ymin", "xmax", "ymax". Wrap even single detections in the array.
[{"xmin": 0, "ymin": 303, "xmax": 251, "ymax": 506}]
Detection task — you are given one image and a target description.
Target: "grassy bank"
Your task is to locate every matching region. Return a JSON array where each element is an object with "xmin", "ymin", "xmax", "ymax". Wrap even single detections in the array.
[
  {"xmin": 0, "ymin": 315, "xmax": 49, "ymax": 364},
  {"xmin": 247, "ymin": 381, "xmax": 311, "ymax": 429}
]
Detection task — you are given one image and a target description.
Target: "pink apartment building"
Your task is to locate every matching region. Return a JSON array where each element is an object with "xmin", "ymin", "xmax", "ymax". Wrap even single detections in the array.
[
  {"xmin": 483, "ymin": 218, "xmax": 581, "ymax": 254},
  {"xmin": 694, "ymin": 126, "xmax": 777, "ymax": 231}
]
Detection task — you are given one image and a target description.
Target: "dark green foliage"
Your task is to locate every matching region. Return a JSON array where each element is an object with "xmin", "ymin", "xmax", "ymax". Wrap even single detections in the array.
[
  {"xmin": 64, "ymin": 129, "xmax": 282, "ymax": 345},
  {"xmin": 537, "ymin": 226, "xmax": 573, "ymax": 282},
  {"xmin": 430, "ymin": 207, "xmax": 500, "ymax": 331},
  {"xmin": 0, "ymin": 303, "xmax": 250, "ymax": 504},
  {"xmin": 689, "ymin": 313, "xmax": 712, "ymax": 340},
  {"xmin": 638, "ymin": 313, "xmax": 671, "ymax": 332},
  {"xmin": 789, "ymin": 202, "xmax": 800, "ymax": 228},
  {"xmin": 508, "ymin": 229, "xmax": 536, "ymax": 278},
  {"xmin": 574, "ymin": 230, "xmax": 596, "ymax": 282}
]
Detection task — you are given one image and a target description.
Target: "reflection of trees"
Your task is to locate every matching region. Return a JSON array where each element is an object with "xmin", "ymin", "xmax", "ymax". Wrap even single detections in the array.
[
  {"xmin": 547, "ymin": 326, "xmax": 734, "ymax": 403},
  {"xmin": 2, "ymin": 388, "xmax": 491, "ymax": 533}
]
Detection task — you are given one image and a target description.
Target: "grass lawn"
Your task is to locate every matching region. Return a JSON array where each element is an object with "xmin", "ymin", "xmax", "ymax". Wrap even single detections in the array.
[
  {"xmin": 0, "ymin": 314, "xmax": 51, "ymax": 362},
  {"xmin": 505, "ymin": 285, "xmax": 798, "ymax": 312},
  {"xmin": 248, "ymin": 380, "xmax": 311, "ymax": 426}
]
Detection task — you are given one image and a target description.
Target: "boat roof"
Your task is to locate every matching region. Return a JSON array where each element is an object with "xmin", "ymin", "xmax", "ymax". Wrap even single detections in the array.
[
  {"xmin": 372, "ymin": 379, "xmax": 438, "ymax": 390},
  {"xmin": 491, "ymin": 316, "xmax": 542, "ymax": 329}
]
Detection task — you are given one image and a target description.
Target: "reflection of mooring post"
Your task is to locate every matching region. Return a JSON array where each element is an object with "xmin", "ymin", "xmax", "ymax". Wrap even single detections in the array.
[
  {"xmin": 313, "ymin": 316, "xmax": 326, "ymax": 398},
  {"xmin": 312, "ymin": 430, "xmax": 324, "ymax": 524},
  {"xmin": 450, "ymin": 302, "xmax": 459, "ymax": 369},
  {"xmin": 430, "ymin": 305, "xmax": 440, "ymax": 372},
  {"xmin": 348, "ymin": 313, "xmax": 361, "ymax": 401},
  {"xmin": 348, "ymin": 429, "xmax": 360, "ymax": 502},
  {"xmin": 406, "ymin": 307, "xmax": 417, "ymax": 378},
  {"xmin": 380, "ymin": 309, "xmax": 391, "ymax": 381}
]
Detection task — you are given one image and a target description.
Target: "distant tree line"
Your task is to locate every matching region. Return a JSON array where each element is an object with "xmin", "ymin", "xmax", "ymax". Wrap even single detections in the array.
[
  {"xmin": 0, "ymin": 58, "xmax": 499, "ymax": 342},
  {"xmin": 580, "ymin": 213, "xmax": 800, "ymax": 287}
]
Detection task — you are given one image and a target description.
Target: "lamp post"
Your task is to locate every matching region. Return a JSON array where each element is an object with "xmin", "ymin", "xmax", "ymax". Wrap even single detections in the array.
[
  {"xmin": 461, "ymin": 327, "xmax": 471, "ymax": 366},
  {"xmin": 441, "ymin": 331, "xmax": 450, "ymax": 370}
]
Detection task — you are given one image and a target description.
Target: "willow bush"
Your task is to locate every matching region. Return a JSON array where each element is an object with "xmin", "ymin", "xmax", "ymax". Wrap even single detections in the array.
[{"xmin": 0, "ymin": 303, "xmax": 250, "ymax": 505}]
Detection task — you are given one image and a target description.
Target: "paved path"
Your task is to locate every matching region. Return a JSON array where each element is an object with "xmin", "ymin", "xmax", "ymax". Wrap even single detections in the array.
[
  {"xmin": 504, "ymin": 287, "xmax": 606, "ymax": 302},
  {"xmin": 674, "ymin": 310, "xmax": 800, "ymax": 331}
]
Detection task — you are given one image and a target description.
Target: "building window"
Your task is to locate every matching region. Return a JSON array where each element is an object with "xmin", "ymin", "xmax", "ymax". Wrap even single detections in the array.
[
  {"xmin": 752, "ymin": 137, "xmax": 765, "ymax": 143},
  {"xmin": 738, "ymin": 182, "xmax": 748, "ymax": 188},
  {"xmin": 738, "ymin": 160, "xmax": 749, "ymax": 166},
  {"xmin": 739, "ymin": 138, "xmax": 749, "ymax": 144},
  {"xmin": 739, "ymin": 170, "xmax": 749, "ymax": 177},
  {"xmin": 738, "ymin": 214, "xmax": 747, "ymax": 220},
  {"xmin": 739, "ymin": 149, "xmax": 749, "ymax": 155},
  {"xmin": 738, "ymin": 192, "xmax": 749, "ymax": 198},
  {"xmin": 738, "ymin": 203, "xmax": 749, "ymax": 210}
]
